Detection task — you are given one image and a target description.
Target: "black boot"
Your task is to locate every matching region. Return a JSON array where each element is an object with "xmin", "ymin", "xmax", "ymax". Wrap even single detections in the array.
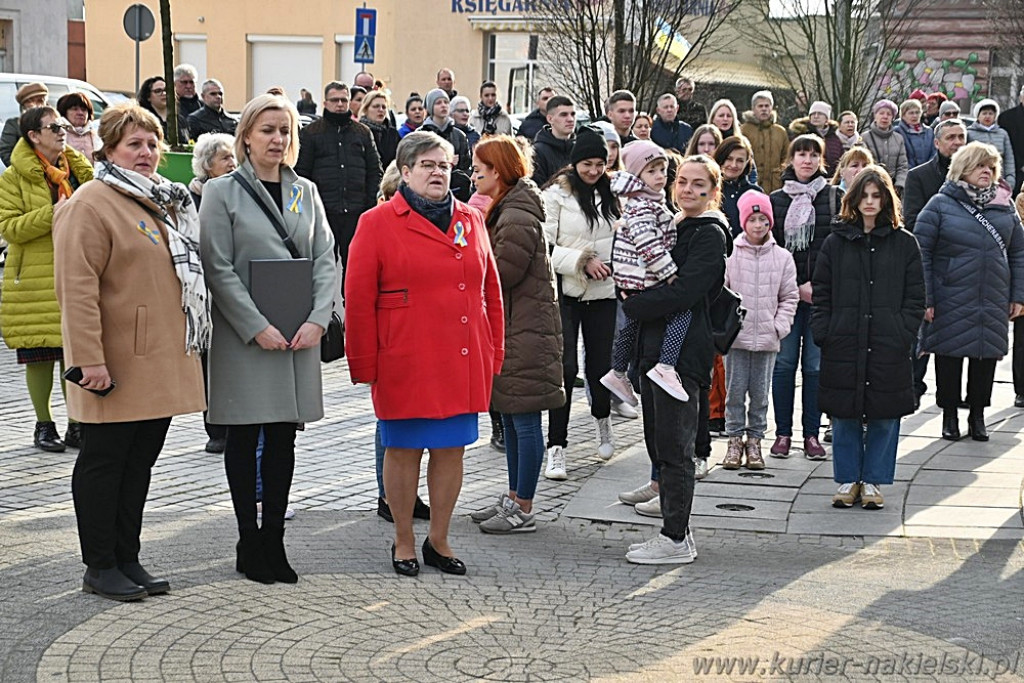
[
  {"xmin": 262, "ymin": 527, "xmax": 298, "ymax": 584},
  {"xmin": 968, "ymin": 411, "xmax": 989, "ymax": 441},
  {"xmin": 118, "ymin": 561, "xmax": 170, "ymax": 595},
  {"xmin": 235, "ymin": 529, "xmax": 275, "ymax": 584},
  {"xmin": 64, "ymin": 423, "xmax": 82, "ymax": 449},
  {"xmin": 490, "ymin": 415, "xmax": 505, "ymax": 452},
  {"xmin": 34, "ymin": 421, "xmax": 65, "ymax": 453},
  {"xmin": 941, "ymin": 408, "xmax": 961, "ymax": 441},
  {"xmin": 82, "ymin": 567, "xmax": 147, "ymax": 602}
]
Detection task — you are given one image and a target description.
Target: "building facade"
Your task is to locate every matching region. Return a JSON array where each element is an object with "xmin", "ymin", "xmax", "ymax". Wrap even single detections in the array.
[{"xmin": 0, "ymin": 0, "xmax": 71, "ymax": 76}]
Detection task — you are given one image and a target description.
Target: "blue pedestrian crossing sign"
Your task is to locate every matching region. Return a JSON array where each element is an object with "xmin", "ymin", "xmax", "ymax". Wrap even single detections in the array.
[{"xmin": 355, "ymin": 7, "xmax": 377, "ymax": 64}]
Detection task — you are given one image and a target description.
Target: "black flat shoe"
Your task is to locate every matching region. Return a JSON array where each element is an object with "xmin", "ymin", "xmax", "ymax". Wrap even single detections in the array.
[
  {"xmin": 413, "ymin": 496, "xmax": 431, "ymax": 520},
  {"xmin": 64, "ymin": 423, "xmax": 82, "ymax": 449},
  {"xmin": 968, "ymin": 413, "xmax": 989, "ymax": 441},
  {"xmin": 34, "ymin": 421, "xmax": 65, "ymax": 453},
  {"xmin": 391, "ymin": 543, "xmax": 419, "ymax": 577},
  {"xmin": 1015, "ymin": 394, "xmax": 1024, "ymax": 408},
  {"xmin": 422, "ymin": 537, "xmax": 467, "ymax": 575},
  {"xmin": 205, "ymin": 437, "xmax": 226, "ymax": 454},
  {"xmin": 118, "ymin": 561, "xmax": 170, "ymax": 595},
  {"xmin": 941, "ymin": 409, "xmax": 961, "ymax": 441},
  {"xmin": 82, "ymin": 567, "xmax": 147, "ymax": 602},
  {"xmin": 377, "ymin": 497, "xmax": 394, "ymax": 523}
]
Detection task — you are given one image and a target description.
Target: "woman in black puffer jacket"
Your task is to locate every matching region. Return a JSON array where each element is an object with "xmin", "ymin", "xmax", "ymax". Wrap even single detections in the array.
[{"xmin": 769, "ymin": 134, "xmax": 843, "ymax": 459}]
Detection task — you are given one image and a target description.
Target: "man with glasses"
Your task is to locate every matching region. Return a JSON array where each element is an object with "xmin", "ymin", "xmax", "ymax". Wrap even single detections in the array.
[
  {"xmin": 0, "ymin": 82, "xmax": 49, "ymax": 166},
  {"xmin": 674, "ymin": 77, "xmax": 707, "ymax": 132},
  {"xmin": 296, "ymin": 81, "xmax": 382, "ymax": 281},
  {"xmin": 173, "ymin": 64, "xmax": 201, "ymax": 119},
  {"xmin": 187, "ymin": 79, "xmax": 238, "ymax": 139}
]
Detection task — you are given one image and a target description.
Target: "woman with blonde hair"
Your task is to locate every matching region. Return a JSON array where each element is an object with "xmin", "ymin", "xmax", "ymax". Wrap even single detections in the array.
[
  {"xmin": 831, "ymin": 146, "xmax": 875, "ymax": 189},
  {"xmin": 686, "ymin": 124, "xmax": 723, "ymax": 157},
  {"xmin": 709, "ymin": 99, "xmax": 741, "ymax": 138},
  {"xmin": 361, "ymin": 90, "xmax": 399, "ymax": 168}
]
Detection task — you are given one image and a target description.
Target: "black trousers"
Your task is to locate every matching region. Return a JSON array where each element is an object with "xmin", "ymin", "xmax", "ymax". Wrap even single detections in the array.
[
  {"xmin": 1014, "ymin": 319, "xmax": 1024, "ymax": 395},
  {"xmin": 695, "ymin": 385, "xmax": 711, "ymax": 459},
  {"xmin": 641, "ymin": 374, "xmax": 699, "ymax": 542},
  {"xmin": 328, "ymin": 210, "xmax": 361, "ymax": 297},
  {"xmin": 72, "ymin": 418, "xmax": 171, "ymax": 569},
  {"xmin": 547, "ymin": 296, "xmax": 616, "ymax": 448},
  {"xmin": 225, "ymin": 423, "xmax": 296, "ymax": 532},
  {"xmin": 200, "ymin": 352, "xmax": 227, "ymax": 440},
  {"xmin": 934, "ymin": 355, "xmax": 997, "ymax": 411}
]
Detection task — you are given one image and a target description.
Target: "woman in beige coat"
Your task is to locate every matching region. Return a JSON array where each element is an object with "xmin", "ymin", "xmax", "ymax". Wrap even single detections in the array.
[{"xmin": 53, "ymin": 102, "xmax": 209, "ymax": 602}]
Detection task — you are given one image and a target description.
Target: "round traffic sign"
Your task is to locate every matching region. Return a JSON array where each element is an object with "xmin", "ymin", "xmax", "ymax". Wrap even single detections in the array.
[{"xmin": 123, "ymin": 3, "xmax": 155, "ymax": 41}]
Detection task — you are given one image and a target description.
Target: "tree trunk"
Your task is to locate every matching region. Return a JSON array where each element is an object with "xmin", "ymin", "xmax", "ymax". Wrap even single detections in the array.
[
  {"xmin": 613, "ymin": 0, "xmax": 625, "ymax": 92},
  {"xmin": 160, "ymin": 0, "xmax": 179, "ymax": 148}
]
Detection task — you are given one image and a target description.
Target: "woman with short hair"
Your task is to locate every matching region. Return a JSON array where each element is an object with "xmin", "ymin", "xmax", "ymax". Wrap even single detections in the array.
[
  {"xmin": 56, "ymin": 92, "xmax": 101, "ymax": 164},
  {"xmin": 188, "ymin": 133, "xmax": 237, "ymax": 208},
  {"xmin": 138, "ymin": 75, "xmax": 188, "ymax": 144}
]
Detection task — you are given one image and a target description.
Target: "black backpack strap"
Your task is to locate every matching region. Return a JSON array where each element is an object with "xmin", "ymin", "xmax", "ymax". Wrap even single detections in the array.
[{"xmin": 230, "ymin": 170, "xmax": 301, "ymax": 259}]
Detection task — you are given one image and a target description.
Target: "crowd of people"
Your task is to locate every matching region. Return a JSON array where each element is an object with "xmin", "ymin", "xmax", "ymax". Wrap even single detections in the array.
[{"xmin": 2, "ymin": 65, "xmax": 1024, "ymax": 599}]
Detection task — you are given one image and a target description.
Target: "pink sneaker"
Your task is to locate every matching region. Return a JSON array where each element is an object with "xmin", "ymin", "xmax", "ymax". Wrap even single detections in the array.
[
  {"xmin": 600, "ymin": 370, "xmax": 639, "ymax": 407},
  {"xmin": 645, "ymin": 364, "xmax": 689, "ymax": 402}
]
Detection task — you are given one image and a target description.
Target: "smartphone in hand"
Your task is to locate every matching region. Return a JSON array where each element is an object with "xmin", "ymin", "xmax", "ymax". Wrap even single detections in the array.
[{"xmin": 63, "ymin": 366, "xmax": 116, "ymax": 397}]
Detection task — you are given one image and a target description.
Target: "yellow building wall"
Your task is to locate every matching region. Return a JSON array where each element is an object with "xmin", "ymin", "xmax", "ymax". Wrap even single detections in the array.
[{"xmin": 84, "ymin": 0, "xmax": 497, "ymax": 111}]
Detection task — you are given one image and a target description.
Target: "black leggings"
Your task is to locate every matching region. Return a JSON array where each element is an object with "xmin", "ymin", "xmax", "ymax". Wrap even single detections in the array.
[{"xmin": 225, "ymin": 423, "xmax": 296, "ymax": 532}]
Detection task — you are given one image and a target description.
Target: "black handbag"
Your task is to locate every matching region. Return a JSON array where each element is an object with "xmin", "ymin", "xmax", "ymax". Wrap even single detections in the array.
[
  {"xmin": 230, "ymin": 171, "xmax": 344, "ymax": 362},
  {"xmin": 708, "ymin": 285, "xmax": 746, "ymax": 355}
]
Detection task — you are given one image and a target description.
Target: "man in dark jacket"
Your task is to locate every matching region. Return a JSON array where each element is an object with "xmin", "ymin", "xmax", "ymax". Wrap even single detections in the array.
[
  {"xmin": 187, "ymin": 79, "xmax": 238, "ymax": 139},
  {"xmin": 651, "ymin": 93, "xmax": 692, "ymax": 153},
  {"xmin": 531, "ymin": 95, "xmax": 576, "ymax": 187},
  {"xmin": 999, "ymin": 85, "xmax": 1024, "ymax": 197},
  {"xmin": 418, "ymin": 88, "xmax": 472, "ymax": 201},
  {"xmin": 173, "ymin": 64, "xmax": 201, "ymax": 119},
  {"xmin": 675, "ymin": 77, "xmax": 707, "ymax": 132},
  {"xmin": 296, "ymin": 81, "xmax": 382, "ymax": 279},
  {"xmin": 516, "ymin": 86, "xmax": 555, "ymax": 141}
]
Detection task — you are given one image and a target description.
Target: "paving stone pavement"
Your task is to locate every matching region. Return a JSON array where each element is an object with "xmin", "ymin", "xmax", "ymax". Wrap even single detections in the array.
[{"xmin": 1, "ymin": 345, "xmax": 1023, "ymax": 681}]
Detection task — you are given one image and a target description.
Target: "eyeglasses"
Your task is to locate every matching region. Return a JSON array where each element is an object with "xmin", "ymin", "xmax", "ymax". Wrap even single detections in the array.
[
  {"xmin": 416, "ymin": 160, "xmax": 453, "ymax": 174},
  {"xmin": 326, "ymin": 97, "xmax": 349, "ymax": 104},
  {"xmin": 37, "ymin": 122, "xmax": 72, "ymax": 134},
  {"xmin": 151, "ymin": 88, "xmax": 166, "ymax": 95}
]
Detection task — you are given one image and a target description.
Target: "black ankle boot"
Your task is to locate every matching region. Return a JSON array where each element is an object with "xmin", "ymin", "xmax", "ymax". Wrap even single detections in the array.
[
  {"xmin": 64, "ymin": 423, "xmax": 82, "ymax": 449},
  {"xmin": 941, "ymin": 409, "xmax": 961, "ymax": 441},
  {"xmin": 235, "ymin": 529, "xmax": 275, "ymax": 584},
  {"xmin": 82, "ymin": 567, "xmax": 147, "ymax": 602},
  {"xmin": 118, "ymin": 561, "xmax": 170, "ymax": 595},
  {"xmin": 262, "ymin": 527, "xmax": 298, "ymax": 583},
  {"xmin": 34, "ymin": 421, "xmax": 65, "ymax": 453},
  {"xmin": 968, "ymin": 411, "xmax": 988, "ymax": 441},
  {"xmin": 490, "ymin": 416, "xmax": 505, "ymax": 452}
]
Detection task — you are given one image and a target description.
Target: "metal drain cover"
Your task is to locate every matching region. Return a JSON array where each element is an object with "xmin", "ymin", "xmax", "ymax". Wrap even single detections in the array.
[
  {"xmin": 716, "ymin": 503, "xmax": 756, "ymax": 512},
  {"xmin": 737, "ymin": 471, "xmax": 775, "ymax": 479}
]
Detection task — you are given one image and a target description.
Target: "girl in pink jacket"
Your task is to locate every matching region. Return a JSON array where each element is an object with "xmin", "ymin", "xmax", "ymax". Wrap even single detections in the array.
[{"xmin": 723, "ymin": 191, "xmax": 799, "ymax": 469}]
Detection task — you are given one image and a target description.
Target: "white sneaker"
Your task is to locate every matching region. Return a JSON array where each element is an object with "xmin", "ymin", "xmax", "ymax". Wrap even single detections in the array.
[
  {"xmin": 618, "ymin": 482, "xmax": 658, "ymax": 506},
  {"xmin": 626, "ymin": 533, "xmax": 695, "ymax": 564},
  {"xmin": 596, "ymin": 417, "xmax": 615, "ymax": 460},
  {"xmin": 256, "ymin": 502, "xmax": 296, "ymax": 522},
  {"xmin": 630, "ymin": 528, "xmax": 697, "ymax": 557},
  {"xmin": 635, "ymin": 497, "xmax": 662, "ymax": 518},
  {"xmin": 544, "ymin": 445, "xmax": 567, "ymax": 480},
  {"xmin": 612, "ymin": 400, "xmax": 640, "ymax": 419},
  {"xmin": 600, "ymin": 370, "xmax": 639, "ymax": 406},
  {"xmin": 694, "ymin": 457, "xmax": 709, "ymax": 480},
  {"xmin": 645, "ymin": 363, "xmax": 689, "ymax": 402}
]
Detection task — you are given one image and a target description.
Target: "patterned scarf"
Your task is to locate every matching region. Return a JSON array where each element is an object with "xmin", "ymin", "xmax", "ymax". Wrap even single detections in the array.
[
  {"xmin": 956, "ymin": 180, "xmax": 998, "ymax": 208},
  {"xmin": 95, "ymin": 161, "xmax": 212, "ymax": 355},
  {"xmin": 361, "ymin": 115, "xmax": 388, "ymax": 136},
  {"xmin": 835, "ymin": 130, "xmax": 861, "ymax": 149},
  {"xmin": 477, "ymin": 101, "xmax": 504, "ymax": 135},
  {"xmin": 34, "ymin": 148, "xmax": 75, "ymax": 200},
  {"xmin": 782, "ymin": 176, "xmax": 828, "ymax": 253}
]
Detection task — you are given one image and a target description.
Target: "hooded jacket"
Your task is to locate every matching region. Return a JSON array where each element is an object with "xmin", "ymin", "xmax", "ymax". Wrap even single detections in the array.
[
  {"xmin": 609, "ymin": 170, "xmax": 677, "ymax": 291},
  {"xmin": 725, "ymin": 230, "xmax": 799, "ymax": 353},
  {"xmin": 516, "ymin": 108, "xmax": 547, "ymax": 141},
  {"xmin": 896, "ymin": 120, "xmax": 936, "ymax": 169},
  {"xmin": 788, "ymin": 117, "xmax": 844, "ymax": 177},
  {"xmin": 531, "ymin": 126, "xmax": 574, "ymax": 187},
  {"xmin": 861, "ymin": 125, "xmax": 909, "ymax": 188},
  {"xmin": 741, "ymin": 110, "xmax": 790, "ymax": 193},
  {"xmin": 541, "ymin": 173, "xmax": 616, "ymax": 301},
  {"xmin": 915, "ymin": 180, "xmax": 1024, "ymax": 358},
  {"xmin": 811, "ymin": 219, "xmax": 925, "ymax": 419},
  {"xmin": 0, "ymin": 140, "xmax": 93, "ymax": 349},
  {"xmin": 486, "ymin": 177, "xmax": 565, "ymax": 414}
]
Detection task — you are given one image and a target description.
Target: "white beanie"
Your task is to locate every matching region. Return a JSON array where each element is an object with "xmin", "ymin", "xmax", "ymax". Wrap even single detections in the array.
[
  {"xmin": 973, "ymin": 98, "xmax": 1000, "ymax": 119},
  {"xmin": 808, "ymin": 100, "xmax": 832, "ymax": 118},
  {"xmin": 752, "ymin": 90, "xmax": 774, "ymax": 107}
]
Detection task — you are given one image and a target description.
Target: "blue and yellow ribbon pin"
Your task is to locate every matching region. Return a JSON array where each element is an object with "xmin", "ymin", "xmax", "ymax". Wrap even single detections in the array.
[
  {"xmin": 453, "ymin": 221, "xmax": 467, "ymax": 247},
  {"xmin": 287, "ymin": 185, "xmax": 303, "ymax": 214},
  {"xmin": 137, "ymin": 220, "xmax": 160, "ymax": 244}
]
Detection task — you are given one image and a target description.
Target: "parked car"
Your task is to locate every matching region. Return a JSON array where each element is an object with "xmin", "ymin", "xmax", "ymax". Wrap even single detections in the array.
[{"xmin": 0, "ymin": 73, "xmax": 111, "ymax": 124}]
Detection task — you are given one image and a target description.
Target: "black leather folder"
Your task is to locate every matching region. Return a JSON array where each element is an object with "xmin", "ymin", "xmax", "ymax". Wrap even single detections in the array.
[{"xmin": 249, "ymin": 258, "xmax": 313, "ymax": 341}]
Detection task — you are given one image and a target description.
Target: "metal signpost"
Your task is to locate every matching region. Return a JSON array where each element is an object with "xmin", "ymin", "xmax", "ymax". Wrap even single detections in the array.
[{"xmin": 123, "ymin": 4, "xmax": 156, "ymax": 95}]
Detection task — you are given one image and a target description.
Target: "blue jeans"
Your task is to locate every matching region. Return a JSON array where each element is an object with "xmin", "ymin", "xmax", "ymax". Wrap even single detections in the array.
[
  {"xmin": 831, "ymin": 418, "xmax": 899, "ymax": 485},
  {"xmin": 375, "ymin": 421, "xmax": 385, "ymax": 498},
  {"xmin": 772, "ymin": 302, "xmax": 821, "ymax": 438},
  {"xmin": 502, "ymin": 412, "xmax": 545, "ymax": 501}
]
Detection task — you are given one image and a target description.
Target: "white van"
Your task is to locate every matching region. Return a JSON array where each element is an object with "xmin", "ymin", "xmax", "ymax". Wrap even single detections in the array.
[{"xmin": 0, "ymin": 73, "xmax": 111, "ymax": 123}]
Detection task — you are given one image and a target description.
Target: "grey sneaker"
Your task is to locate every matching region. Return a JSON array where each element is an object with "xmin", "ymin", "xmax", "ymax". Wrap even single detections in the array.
[
  {"xmin": 471, "ymin": 494, "xmax": 509, "ymax": 523},
  {"xmin": 631, "ymin": 528, "xmax": 697, "ymax": 557},
  {"xmin": 625, "ymin": 533, "xmax": 695, "ymax": 564},
  {"xmin": 618, "ymin": 482, "xmax": 658, "ymax": 506},
  {"xmin": 479, "ymin": 497, "xmax": 536, "ymax": 534},
  {"xmin": 596, "ymin": 417, "xmax": 615, "ymax": 460}
]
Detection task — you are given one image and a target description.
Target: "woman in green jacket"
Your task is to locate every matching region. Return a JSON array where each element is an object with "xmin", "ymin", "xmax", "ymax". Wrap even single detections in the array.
[{"xmin": 0, "ymin": 106, "xmax": 93, "ymax": 451}]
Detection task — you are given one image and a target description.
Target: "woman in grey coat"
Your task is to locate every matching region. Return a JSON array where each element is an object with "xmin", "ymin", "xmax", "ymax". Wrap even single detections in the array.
[
  {"xmin": 861, "ymin": 99, "xmax": 909, "ymax": 193},
  {"xmin": 916, "ymin": 141, "xmax": 1024, "ymax": 442},
  {"xmin": 199, "ymin": 94, "xmax": 337, "ymax": 584}
]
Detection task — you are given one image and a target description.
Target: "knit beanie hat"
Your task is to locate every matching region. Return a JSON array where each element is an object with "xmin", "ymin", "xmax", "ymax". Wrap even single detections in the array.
[
  {"xmin": 737, "ymin": 191, "xmax": 774, "ymax": 230},
  {"xmin": 808, "ymin": 101, "xmax": 832, "ymax": 118},
  {"xmin": 909, "ymin": 88, "xmax": 928, "ymax": 101},
  {"xmin": 620, "ymin": 140, "xmax": 667, "ymax": 178},
  {"xmin": 872, "ymin": 99, "xmax": 898, "ymax": 117},
  {"xmin": 424, "ymin": 88, "xmax": 450, "ymax": 117},
  {"xmin": 939, "ymin": 101, "xmax": 961, "ymax": 117},
  {"xmin": 973, "ymin": 98, "xmax": 1000, "ymax": 119},
  {"xmin": 751, "ymin": 90, "xmax": 774, "ymax": 108},
  {"xmin": 570, "ymin": 125, "xmax": 609, "ymax": 165},
  {"xmin": 926, "ymin": 91, "xmax": 948, "ymax": 103},
  {"xmin": 16, "ymin": 82, "xmax": 48, "ymax": 107},
  {"xmin": 592, "ymin": 120, "xmax": 621, "ymax": 147}
]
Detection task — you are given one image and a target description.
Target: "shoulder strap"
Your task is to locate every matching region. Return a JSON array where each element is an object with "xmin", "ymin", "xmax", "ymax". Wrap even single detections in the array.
[{"xmin": 230, "ymin": 170, "xmax": 301, "ymax": 259}]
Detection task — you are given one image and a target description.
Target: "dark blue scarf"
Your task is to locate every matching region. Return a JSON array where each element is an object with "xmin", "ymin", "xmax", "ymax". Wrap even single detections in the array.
[{"xmin": 400, "ymin": 182, "xmax": 453, "ymax": 233}]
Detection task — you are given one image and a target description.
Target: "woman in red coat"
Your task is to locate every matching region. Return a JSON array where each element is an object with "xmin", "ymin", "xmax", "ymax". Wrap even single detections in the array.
[{"xmin": 346, "ymin": 131, "xmax": 504, "ymax": 577}]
